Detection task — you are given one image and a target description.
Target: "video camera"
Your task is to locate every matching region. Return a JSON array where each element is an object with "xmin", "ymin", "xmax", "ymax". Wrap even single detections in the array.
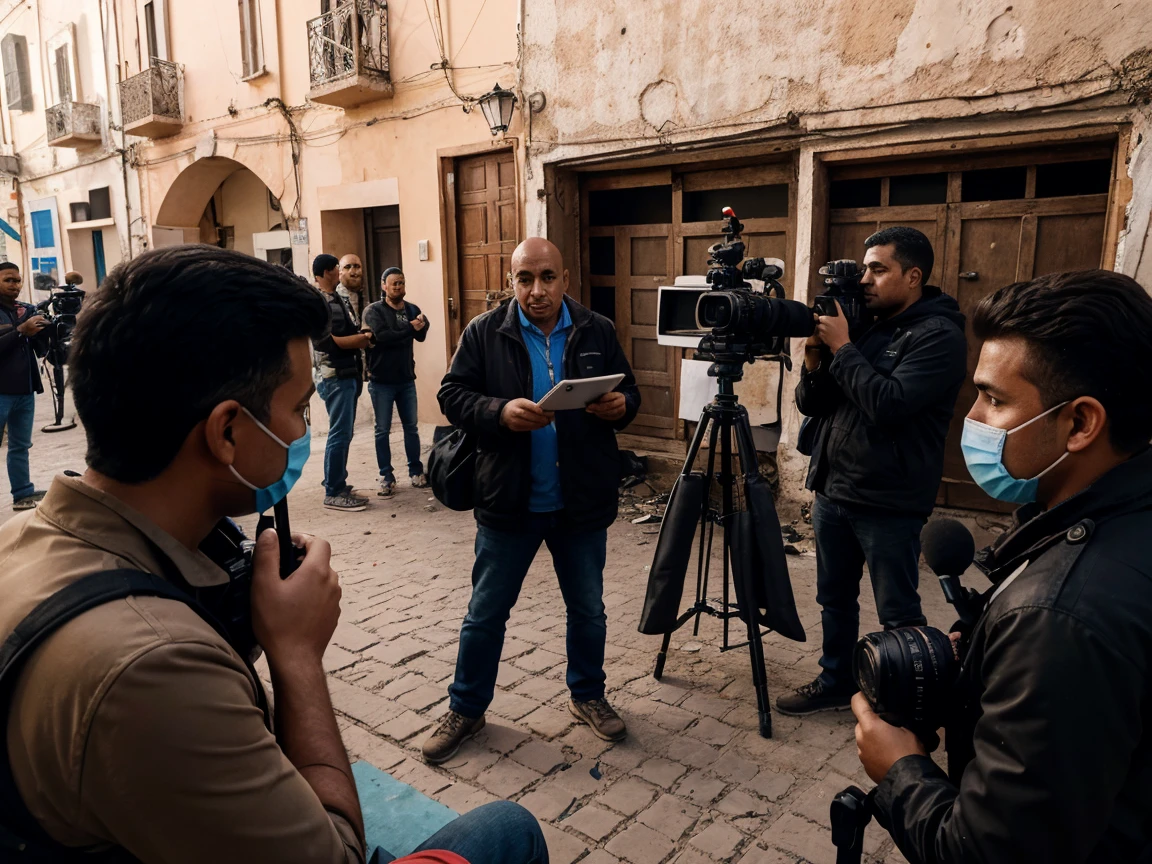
[
  {"xmin": 33, "ymin": 270, "xmax": 86, "ymax": 355},
  {"xmin": 656, "ymin": 208, "xmax": 872, "ymax": 360}
]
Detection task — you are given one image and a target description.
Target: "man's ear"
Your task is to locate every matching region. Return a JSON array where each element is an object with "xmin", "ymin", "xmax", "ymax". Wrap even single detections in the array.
[
  {"xmin": 204, "ymin": 401, "xmax": 244, "ymax": 465},
  {"xmin": 562, "ymin": 268, "xmax": 571, "ymax": 293},
  {"xmin": 1065, "ymin": 396, "xmax": 1109, "ymax": 454}
]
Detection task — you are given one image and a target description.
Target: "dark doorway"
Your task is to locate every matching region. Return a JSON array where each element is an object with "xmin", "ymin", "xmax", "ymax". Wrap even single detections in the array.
[{"xmin": 364, "ymin": 204, "xmax": 401, "ymax": 304}]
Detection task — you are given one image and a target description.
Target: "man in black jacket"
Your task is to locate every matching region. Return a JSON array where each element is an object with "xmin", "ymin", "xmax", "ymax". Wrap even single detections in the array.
[
  {"xmin": 854, "ymin": 269, "xmax": 1152, "ymax": 863},
  {"xmin": 0, "ymin": 262, "xmax": 49, "ymax": 510},
  {"xmin": 360, "ymin": 268, "xmax": 429, "ymax": 497},
  {"xmin": 779, "ymin": 227, "xmax": 967, "ymax": 715},
  {"xmin": 424, "ymin": 238, "xmax": 640, "ymax": 764}
]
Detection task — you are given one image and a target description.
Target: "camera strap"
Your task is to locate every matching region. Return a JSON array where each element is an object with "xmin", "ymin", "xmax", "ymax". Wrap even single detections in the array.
[{"xmin": 0, "ymin": 568, "xmax": 269, "ymax": 862}]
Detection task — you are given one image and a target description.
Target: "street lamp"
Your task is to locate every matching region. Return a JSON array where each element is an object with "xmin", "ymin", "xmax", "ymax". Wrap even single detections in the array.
[{"xmin": 477, "ymin": 84, "xmax": 517, "ymax": 136}]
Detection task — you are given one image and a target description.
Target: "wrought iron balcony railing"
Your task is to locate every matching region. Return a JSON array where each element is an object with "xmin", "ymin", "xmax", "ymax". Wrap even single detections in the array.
[
  {"xmin": 307, "ymin": 0, "xmax": 392, "ymax": 108},
  {"xmin": 119, "ymin": 58, "xmax": 183, "ymax": 138},
  {"xmin": 46, "ymin": 101, "xmax": 102, "ymax": 147}
]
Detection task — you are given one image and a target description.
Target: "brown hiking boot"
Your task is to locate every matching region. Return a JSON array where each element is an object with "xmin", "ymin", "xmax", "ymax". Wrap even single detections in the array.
[
  {"xmin": 421, "ymin": 711, "xmax": 485, "ymax": 764},
  {"xmin": 569, "ymin": 697, "xmax": 627, "ymax": 742}
]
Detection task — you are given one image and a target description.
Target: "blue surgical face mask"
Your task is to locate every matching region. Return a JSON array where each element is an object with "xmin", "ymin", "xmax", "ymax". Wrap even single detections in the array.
[
  {"xmin": 961, "ymin": 401, "xmax": 1070, "ymax": 504},
  {"xmin": 228, "ymin": 406, "xmax": 311, "ymax": 513}
]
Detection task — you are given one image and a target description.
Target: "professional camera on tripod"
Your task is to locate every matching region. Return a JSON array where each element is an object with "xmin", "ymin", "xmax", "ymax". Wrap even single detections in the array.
[
  {"xmin": 33, "ymin": 271, "xmax": 85, "ymax": 432},
  {"xmin": 830, "ymin": 518, "xmax": 986, "ymax": 864}
]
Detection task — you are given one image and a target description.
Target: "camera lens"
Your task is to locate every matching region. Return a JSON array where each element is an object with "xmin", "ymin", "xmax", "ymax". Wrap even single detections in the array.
[
  {"xmin": 852, "ymin": 626, "xmax": 958, "ymax": 731},
  {"xmin": 696, "ymin": 293, "xmax": 735, "ymax": 329}
]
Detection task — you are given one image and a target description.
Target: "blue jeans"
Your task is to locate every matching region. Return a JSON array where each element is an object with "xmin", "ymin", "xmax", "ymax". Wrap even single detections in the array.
[
  {"xmin": 0, "ymin": 393, "xmax": 35, "ymax": 500},
  {"xmin": 813, "ymin": 493, "xmax": 927, "ymax": 691},
  {"xmin": 317, "ymin": 376, "xmax": 361, "ymax": 497},
  {"xmin": 449, "ymin": 515, "xmax": 608, "ymax": 718},
  {"xmin": 368, "ymin": 380, "xmax": 423, "ymax": 479},
  {"xmin": 369, "ymin": 801, "xmax": 547, "ymax": 864}
]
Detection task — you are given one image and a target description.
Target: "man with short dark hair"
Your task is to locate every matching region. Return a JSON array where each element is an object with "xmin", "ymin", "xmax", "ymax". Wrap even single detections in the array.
[
  {"xmin": 0, "ymin": 244, "xmax": 547, "ymax": 864},
  {"xmin": 854, "ymin": 269, "xmax": 1152, "ymax": 863},
  {"xmin": 424, "ymin": 238, "xmax": 640, "ymax": 763},
  {"xmin": 779, "ymin": 226, "xmax": 967, "ymax": 715},
  {"xmin": 312, "ymin": 253, "xmax": 372, "ymax": 512},
  {"xmin": 0, "ymin": 261, "xmax": 49, "ymax": 511},
  {"xmin": 361, "ymin": 267, "xmax": 429, "ymax": 497}
]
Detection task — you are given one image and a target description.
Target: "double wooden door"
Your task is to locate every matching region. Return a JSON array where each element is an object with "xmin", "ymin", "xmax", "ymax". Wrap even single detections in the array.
[{"xmin": 828, "ymin": 154, "xmax": 1111, "ymax": 510}]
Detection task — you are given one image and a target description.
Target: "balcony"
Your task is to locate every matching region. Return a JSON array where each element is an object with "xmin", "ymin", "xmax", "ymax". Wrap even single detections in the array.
[
  {"xmin": 46, "ymin": 101, "xmax": 103, "ymax": 147},
  {"xmin": 307, "ymin": 1, "xmax": 392, "ymax": 109},
  {"xmin": 119, "ymin": 59, "xmax": 183, "ymax": 138}
]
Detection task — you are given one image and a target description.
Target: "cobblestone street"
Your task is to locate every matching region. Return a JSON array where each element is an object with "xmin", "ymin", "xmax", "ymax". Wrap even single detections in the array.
[{"xmin": 5, "ymin": 394, "xmax": 979, "ymax": 864}]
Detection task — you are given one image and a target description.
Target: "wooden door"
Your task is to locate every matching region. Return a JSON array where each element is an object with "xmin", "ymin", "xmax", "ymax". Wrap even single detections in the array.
[
  {"xmin": 615, "ymin": 225, "xmax": 678, "ymax": 439},
  {"xmin": 364, "ymin": 204, "xmax": 401, "ymax": 305},
  {"xmin": 450, "ymin": 151, "xmax": 519, "ymax": 347}
]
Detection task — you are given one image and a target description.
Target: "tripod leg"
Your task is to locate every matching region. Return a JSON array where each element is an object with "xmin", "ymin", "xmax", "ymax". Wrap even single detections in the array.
[
  {"xmin": 53, "ymin": 361, "xmax": 66, "ymax": 425},
  {"xmin": 653, "ymin": 631, "xmax": 671, "ymax": 680},
  {"xmin": 694, "ymin": 418, "xmax": 721, "ymax": 638},
  {"xmin": 728, "ymin": 409, "xmax": 774, "ymax": 739}
]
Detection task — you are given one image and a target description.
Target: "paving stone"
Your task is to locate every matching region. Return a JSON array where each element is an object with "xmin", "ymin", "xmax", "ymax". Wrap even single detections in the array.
[
  {"xmin": 745, "ymin": 770, "xmax": 795, "ymax": 802},
  {"xmin": 513, "ymin": 648, "xmax": 568, "ymax": 673},
  {"xmin": 557, "ymin": 723, "xmax": 616, "ymax": 759},
  {"xmin": 496, "ymin": 663, "xmax": 525, "ymax": 688},
  {"xmin": 636, "ymin": 794, "xmax": 702, "ymax": 841},
  {"xmin": 675, "ymin": 770, "xmax": 728, "ymax": 808},
  {"xmin": 680, "ymin": 692, "xmax": 732, "ymax": 719},
  {"xmin": 686, "ymin": 716, "xmax": 738, "ymax": 747},
  {"xmin": 605, "ymin": 822, "xmax": 676, "ymax": 864},
  {"xmin": 369, "ymin": 635, "xmax": 428, "ymax": 666},
  {"xmin": 581, "ymin": 852, "xmax": 622, "ymax": 864},
  {"xmin": 340, "ymin": 723, "xmax": 407, "ymax": 772},
  {"xmin": 735, "ymin": 845, "xmax": 793, "ymax": 864},
  {"xmin": 715, "ymin": 788, "xmax": 771, "ymax": 819},
  {"xmin": 761, "ymin": 811, "xmax": 836, "ymax": 864},
  {"xmin": 652, "ymin": 683, "xmax": 689, "ymax": 705},
  {"xmin": 633, "ymin": 757, "xmax": 689, "ymax": 790},
  {"xmin": 598, "ymin": 776, "xmax": 659, "ymax": 816},
  {"xmin": 648, "ymin": 703, "xmax": 700, "ymax": 732},
  {"xmin": 441, "ymin": 746, "xmax": 501, "ymax": 780},
  {"xmin": 689, "ymin": 819, "xmax": 746, "ymax": 859},
  {"xmin": 511, "ymin": 739, "xmax": 569, "ymax": 774},
  {"xmin": 518, "ymin": 785, "xmax": 577, "ymax": 822},
  {"xmin": 398, "ymin": 682, "xmax": 450, "ymax": 711},
  {"xmin": 381, "ymin": 709, "xmax": 433, "ymax": 741},
  {"xmin": 434, "ymin": 781, "xmax": 496, "ymax": 814},
  {"xmin": 512, "ymin": 675, "xmax": 570, "ymax": 704},
  {"xmin": 491, "ymin": 689, "xmax": 542, "ymax": 721},
  {"xmin": 598, "ymin": 740, "xmax": 650, "ymax": 772},
  {"xmin": 476, "ymin": 760, "xmax": 543, "ymax": 798},
  {"xmin": 327, "ymin": 676, "xmax": 402, "ymax": 727},
  {"xmin": 522, "ymin": 705, "xmax": 574, "ymax": 738},
  {"xmin": 474, "ymin": 722, "xmax": 531, "ymax": 754},
  {"xmin": 552, "ymin": 757, "xmax": 608, "ymax": 797},
  {"xmin": 664, "ymin": 734, "xmax": 721, "ymax": 769},
  {"xmin": 562, "ymin": 804, "xmax": 625, "ymax": 841},
  {"xmin": 323, "ymin": 644, "xmax": 361, "ymax": 672},
  {"xmin": 668, "ymin": 850, "xmax": 715, "ymax": 864},
  {"xmin": 709, "ymin": 749, "xmax": 759, "ymax": 784},
  {"xmin": 538, "ymin": 822, "xmax": 588, "ymax": 864},
  {"xmin": 333, "ymin": 621, "xmax": 381, "ymax": 652},
  {"xmin": 788, "ymin": 773, "xmax": 882, "ymax": 856},
  {"xmin": 381, "ymin": 671, "xmax": 428, "ymax": 699}
]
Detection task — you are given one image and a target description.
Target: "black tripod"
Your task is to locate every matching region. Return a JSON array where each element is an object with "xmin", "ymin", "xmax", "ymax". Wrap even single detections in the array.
[{"xmin": 650, "ymin": 359, "xmax": 778, "ymax": 737}]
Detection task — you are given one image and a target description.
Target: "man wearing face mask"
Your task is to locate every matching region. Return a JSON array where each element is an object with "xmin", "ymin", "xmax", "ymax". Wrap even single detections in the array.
[
  {"xmin": 0, "ymin": 246, "xmax": 547, "ymax": 864},
  {"xmin": 853, "ymin": 270, "xmax": 1152, "ymax": 863},
  {"xmin": 779, "ymin": 227, "xmax": 968, "ymax": 715}
]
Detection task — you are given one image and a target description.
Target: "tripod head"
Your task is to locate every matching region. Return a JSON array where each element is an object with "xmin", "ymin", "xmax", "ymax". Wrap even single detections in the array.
[{"xmin": 830, "ymin": 786, "xmax": 873, "ymax": 864}]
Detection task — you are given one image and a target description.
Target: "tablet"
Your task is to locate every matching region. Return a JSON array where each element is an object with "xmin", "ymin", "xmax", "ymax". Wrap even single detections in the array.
[{"xmin": 537, "ymin": 374, "xmax": 626, "ymax": 411}]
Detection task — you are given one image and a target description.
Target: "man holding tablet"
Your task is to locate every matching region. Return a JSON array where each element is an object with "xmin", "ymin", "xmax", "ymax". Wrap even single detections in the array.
[{"xmin": 426, "ymin": 238, "xmax": 640, "ymax": 763}]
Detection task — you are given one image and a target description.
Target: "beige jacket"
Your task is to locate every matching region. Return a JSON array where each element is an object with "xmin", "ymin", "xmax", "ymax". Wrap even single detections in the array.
[{"xmin": 0, "ymin": 476, "xmax": 363, "ymax": 863}]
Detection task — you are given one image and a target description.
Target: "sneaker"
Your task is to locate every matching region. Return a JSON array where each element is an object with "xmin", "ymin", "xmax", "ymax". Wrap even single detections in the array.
[
  {"xmin": 410, "ymin": 473, "xmax": 429, "ymax": 489},
  {"xmin": 421, "ymin": 711, "xmax": 486, "ymax": 764},
  {"xmin": 775, "ymin": 678, "xmax": 855, "ymax": 716},
  {"xmin": 12, "ymin": 490, "xmax": 46, "ymax": 511},
  {"xmin": 568, "ymin": 697, "xmax": 627, "ymax": 742},
  {"xmin": 378, "ymin": 477, "xmax": 396, "ymax": 497},
  {"xmin": 323, "ymin": 493, "xmax": 369, "ymax": 512}
]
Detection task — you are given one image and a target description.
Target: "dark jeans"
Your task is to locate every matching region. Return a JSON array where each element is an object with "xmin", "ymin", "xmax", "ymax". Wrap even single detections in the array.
[
  {"xmin": 813, "ymin": 493, "xmax": 927, "ymax": 691},
  {"xmin": 449, "ymin": 515, "xmax": 608, "ymax": 718},
  {"xmin": 0, "ymin": 393, "xmax": 35, "ymax": 500},
  {"xmin": 317, "ymin": 376, "xmax": 362, "ymax": 497},
  {"xmin": 369, "ymin": 801, "xmax": 547, "ymax": 864},
  {"xmin": 369, "ymin": 379, "xmax": 423, "ymax": 479}
]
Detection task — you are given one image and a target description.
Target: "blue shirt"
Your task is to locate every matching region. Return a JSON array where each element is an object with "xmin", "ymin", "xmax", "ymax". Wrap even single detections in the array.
[{"xmin": 518, "ymin": 302, "xmax": 572, "ymax": 512}]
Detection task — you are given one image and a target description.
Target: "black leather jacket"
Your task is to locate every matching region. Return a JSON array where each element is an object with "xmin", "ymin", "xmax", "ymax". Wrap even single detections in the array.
[
  {"xmin": 437, "ymin": 297, "xmax": 640, "ymax": 533},
  {"xmin": 874, "ymin": 447, "xmax": 1152, "ymax": 863}
]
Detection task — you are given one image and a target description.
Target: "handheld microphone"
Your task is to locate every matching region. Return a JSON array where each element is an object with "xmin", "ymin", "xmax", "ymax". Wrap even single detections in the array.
[{"xmin": 921, "ymin": 518, "xmax": 978, "ymax": 625}]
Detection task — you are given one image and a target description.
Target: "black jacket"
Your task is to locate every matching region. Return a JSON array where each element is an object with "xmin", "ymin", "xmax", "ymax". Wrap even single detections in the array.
[
  {"xmin": 362, "ymin": 300, "xmax": 428, "ymax": 384},
  {"xmin": 796, "ymin": 288, "xmax": 966, "ymax": 516},
  {"xmin": 0, "ymin": 301, "xmax": 45, "ymax": 395},
  {"xmin": 437, "ymin": 297, "xmax": 640, "ymax": 532},
  {"xmin": 874, "ymin": 447, "xmax": 1152, "ymax": 864},
  {"xmin": 312, "ymin": 289, "xmax": 362, "ymax": 380}
]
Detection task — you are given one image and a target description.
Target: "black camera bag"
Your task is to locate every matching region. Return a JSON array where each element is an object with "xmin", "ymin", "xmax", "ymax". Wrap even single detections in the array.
[{"xmin": 427, "ymin": 426, "xmax": 476, "ymax": 512}]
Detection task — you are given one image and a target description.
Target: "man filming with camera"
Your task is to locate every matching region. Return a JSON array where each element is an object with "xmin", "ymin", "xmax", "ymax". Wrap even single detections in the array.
[
  {"xmin": 0, "ymin": 246, "xmax": 546, "ymax": 863},
  {"xmin": 778, "ymin": 227, "xmax": 967, "ymax": 715},
  {"xmin": 850, "ymin": 269, "xmax": 1152, "ymax": 863}
]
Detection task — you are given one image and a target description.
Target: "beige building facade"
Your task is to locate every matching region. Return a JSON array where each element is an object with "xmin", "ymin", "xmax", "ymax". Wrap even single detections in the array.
[{"xmin": 520, "ymin": 0, "xmax": 1152, "ymax": 511}]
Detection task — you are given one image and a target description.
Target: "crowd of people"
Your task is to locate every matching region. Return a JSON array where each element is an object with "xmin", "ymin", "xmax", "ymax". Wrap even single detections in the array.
[{"xmin": 0, "ymin": 226, "xmax": 1150, "ymax": 864}]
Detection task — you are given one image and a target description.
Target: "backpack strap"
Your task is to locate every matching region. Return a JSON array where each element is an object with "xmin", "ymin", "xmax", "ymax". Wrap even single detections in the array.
[{"xmin": 0, "ymin": 568, "xmax": 267, "ymax": 861}]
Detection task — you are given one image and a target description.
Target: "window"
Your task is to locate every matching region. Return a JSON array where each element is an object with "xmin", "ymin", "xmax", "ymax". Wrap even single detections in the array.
[
  {"xmin": 683, "ymin": 184, "xmax": 788, "ymax": 222},
  {"xmin": 239, "ymin": 0, "xmax": 265, "ymax": 78},
  {"xmin": 588, "ymin": 186, "xmax": 672, "ymax": 227},
  {"xmin": 143, "ymin": 0, "xmax": 169, "ymax": 62},
  {"xmin": 92, "ymin": 230, "xmax": 107, "ymax": 284},
  {"xmin": 1, "ymin": 34, "xmax": 33, "ymax": 112},
  {"xmin": 54, "ymin": 46, "xmax": 72, "ymax": 103},
  {"xmin": 89, "ymin": 187, "xmax": 112, "ymax": 220},
  {"xmin": 31, "ymin": 211, "xmax": 54, "ymax": 249}
]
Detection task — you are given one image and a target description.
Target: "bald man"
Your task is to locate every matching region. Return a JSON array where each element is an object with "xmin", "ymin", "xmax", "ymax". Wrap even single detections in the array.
[
  {"xmin": 425, "ymin": 238, "xmax": 641, "ymax": 763},
  {"xmin": 336, "ymin": 254, "xmax": 364, "ymax": 317}
]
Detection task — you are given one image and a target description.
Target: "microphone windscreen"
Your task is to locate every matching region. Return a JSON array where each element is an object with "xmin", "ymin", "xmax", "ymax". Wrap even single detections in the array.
[
  {"xmin": 921, "ymin": 518, "xmax": 976, "ymax": 578},
  {"xmin": 64, "ymin": 271, "xmax": 83, "ymax": 285}
]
